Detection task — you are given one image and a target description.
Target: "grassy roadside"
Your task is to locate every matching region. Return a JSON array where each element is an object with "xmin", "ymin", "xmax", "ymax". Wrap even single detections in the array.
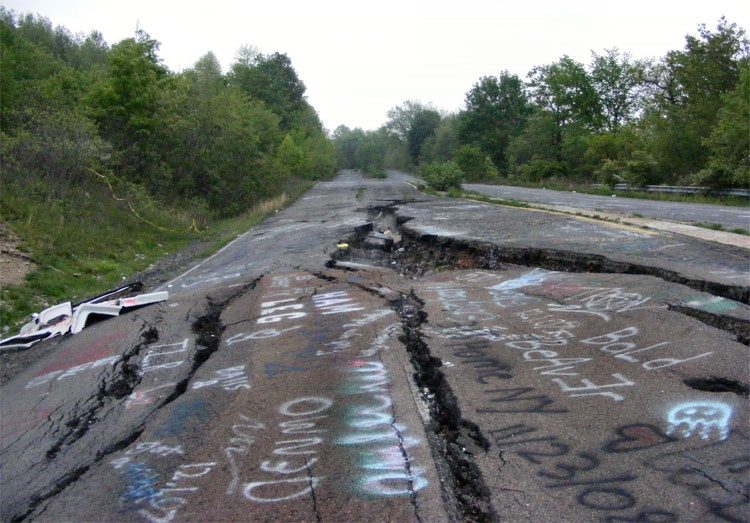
[
  {"xmin": 0, "ymin": 177, "xmax": 313, "ymax": 331},
  {"xmin": 693, "ymin": 222, "xmax": 750, "ymax": 236}
]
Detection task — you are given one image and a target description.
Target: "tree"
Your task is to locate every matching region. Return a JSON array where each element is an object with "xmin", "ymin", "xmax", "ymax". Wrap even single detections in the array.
[
  {"xmin": 234, "ymin": 44, "xmax": 260, "ymax": 67},
  {"xmin": 275, "ymin": 134, "xmax": 305, "ymax": 178},
  {"xmin": 523, "ymin": 56, "xmax": 603, "ymax": 179},
  {"xmin": 190, "ymin": 51, "xmax": 223, "ymax": 89},
  {"xmin": 386, "ymin": 100, "xmax": 429, "ymax": 140},
  {"xmin": 697, "ymin": 63, "xmax": 750, "ymax": 188},
  {"xmin": 87, "ymin": 31, "xmax": 167, "ymax": 185},
  {"xmin": 590, "ymin": 49, "xmax": 647, "ymax": 132},
  {"xmin": 230, "ymin": 51, "xmax": 307, "ymax": 130},
  {"xmin": 75, "ymin": 31, "xmax": 109, "ymax": 69},
  {"xmin": 332, "ymin": 125, "xmax": 365, "ymax": 169},
  {"xmin": 420, "ymin": 114, "xmax": 459, "ymax": 164},
  {"xmin": 0, "ymin": 9, "xmax": 68, "ymax": 129},
  {"xmin": 528, "ymin": 56, "xmax": 602, "ymax": 134},
  {"xmin": 406, "ymin": 108, "xmax": 441, "ymax": 162},
  {"xmin": 159, "ymin": 52, "xmax": 283, "ymax": 209},
  {"xmin": 645, "ymin": 18, "xmax": 749, "ymax": 178},
  {"xmin": 506, "ymin": 112, "xmax": 564, "ymax": 179},
  {"xmin": 458, "ymin": 72, "xmax": 530, "ymax": 170}
]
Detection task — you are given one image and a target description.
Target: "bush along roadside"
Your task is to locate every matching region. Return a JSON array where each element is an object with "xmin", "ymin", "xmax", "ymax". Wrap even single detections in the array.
[{"xmin": 420, "ymin": 161, "xmax": 465, "ymax": 192}]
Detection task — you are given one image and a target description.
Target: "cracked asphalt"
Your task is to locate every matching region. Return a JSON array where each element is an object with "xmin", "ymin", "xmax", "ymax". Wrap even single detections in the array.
[
  {"xmin": 1, "ymin": 171, "xmax": 748, "ymax": 522},
  {"xmin": 461, "ymin": 182, "xmax": 750, "ymax": 232}
]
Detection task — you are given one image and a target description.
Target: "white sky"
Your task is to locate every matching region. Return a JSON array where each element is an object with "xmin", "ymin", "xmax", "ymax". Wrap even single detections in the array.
[{"xmin": 4, "ymin": 0, "xmax": 749, "ymax": 132}]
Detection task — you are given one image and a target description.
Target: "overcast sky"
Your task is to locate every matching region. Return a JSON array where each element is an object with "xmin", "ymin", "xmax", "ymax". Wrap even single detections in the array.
[{"xmin": 5, "ymin": 0, "xmax": 749, "ymax": 131}]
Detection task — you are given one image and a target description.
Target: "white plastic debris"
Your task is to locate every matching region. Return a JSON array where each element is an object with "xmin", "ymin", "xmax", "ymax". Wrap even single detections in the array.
[
  {"xmin": 0, "ymin": 288, "xmax": 169, "ymax": 352},
  {"xmin": 115, "ymin": 291, "xmax": 169, "ymax": 308},
  {"xmin": 70, "ymin": 303, "xmax": 122, "ymax": 334},
  {"xmin": 19, "ymin": 302, "xmax": 72, "ymax": 336}
]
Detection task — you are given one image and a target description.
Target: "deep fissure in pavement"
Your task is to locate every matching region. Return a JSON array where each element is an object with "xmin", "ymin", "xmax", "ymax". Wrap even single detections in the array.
[
  {"xmin": 334, "ymin": 265, "xmax": 496, "ymax": 522},
  {"xmin": 17, "ymin": 281, "xmax": 258, "ymax": 522},
  {"xmin": 44, "ymin": 324, "xmax": 158, "ymax": 461},
  {"xmin": 394, "ymin": 291, "xmax": 496, "ymax": 522},
  {"xmin": 332, "ymin": 205, "xmax": 749, "ymax": 343},
  {"xmin": 668, "ymin": 304, "xmax": 749, "ymax": 346}
]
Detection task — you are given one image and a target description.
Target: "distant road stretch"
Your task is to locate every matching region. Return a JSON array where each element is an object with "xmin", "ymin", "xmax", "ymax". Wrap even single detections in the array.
[{"xmin": 463, "ymin": 183, "xmax": 750, "ymax": 231}]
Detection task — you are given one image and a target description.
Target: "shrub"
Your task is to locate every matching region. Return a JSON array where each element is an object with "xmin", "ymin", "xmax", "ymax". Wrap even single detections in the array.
[
  {"xmin": 622, "ymin": 151, "xmax": 658, "ymax": 187},
  {"xmin": 0, "ymin": 108, "xmax": 111, "ymax": 196},
  {"xmin": 364, "ymin": 164, "xmax": 387, "ymax": 178},
  {"xmin": 515, "ymin": 159, "xmax": 566, "ymax": 182},
  {"xmin": 420, "ymin": 161, "xmax": 464, "ymax": 191},
  {"xmin": 595, "ymin": 159, "xmax": 624, "ymax": 189},
  {"xmin": 454, "ymin": 145, "xmax": 499, "ymax": 182}
]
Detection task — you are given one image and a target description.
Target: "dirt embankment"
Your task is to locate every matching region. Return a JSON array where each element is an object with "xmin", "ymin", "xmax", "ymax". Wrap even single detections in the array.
[{"xmin": 0, "ymin": 223, "xmax": 36, "ymax": 288}]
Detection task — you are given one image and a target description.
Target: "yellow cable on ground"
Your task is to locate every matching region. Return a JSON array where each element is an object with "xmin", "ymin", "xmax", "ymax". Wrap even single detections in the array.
[{"xmin": 88, "ymin": 169, "xmax": 201, "ymax": 233}]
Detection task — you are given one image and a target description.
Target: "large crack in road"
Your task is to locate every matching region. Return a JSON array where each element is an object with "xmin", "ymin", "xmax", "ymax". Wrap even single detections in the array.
[
  {"xmin": 2, "ymin": 172, "xmax": 748, "ymax": 522},
  {"xmin": 5, "ymin": 284, "xmax": 259, "ymax": 522},
  {"xmin": 333, "ymin": 203, "xmax": 749, "ymax": 344}
]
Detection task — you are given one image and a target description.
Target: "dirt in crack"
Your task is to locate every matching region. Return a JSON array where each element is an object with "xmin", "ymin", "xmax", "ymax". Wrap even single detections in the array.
[
  {"xmin": 331, "ymin": 205, "xmax": 749, "ymax": 343},
  {"xmin": 396, "ymin": 291, "xmax": 496, "ymax": 522},
  {"xmin": 44, "ymin": 325, "xmax": 158, "ymax": 461}
]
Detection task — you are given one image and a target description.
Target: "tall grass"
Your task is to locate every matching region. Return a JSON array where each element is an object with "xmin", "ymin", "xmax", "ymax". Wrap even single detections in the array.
[{"xmin": 0, "ymin": 175, "xmax": 313, "ymax": 331}]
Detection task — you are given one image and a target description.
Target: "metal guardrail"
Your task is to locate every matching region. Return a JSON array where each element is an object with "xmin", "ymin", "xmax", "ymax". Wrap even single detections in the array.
[{"xmin": 595, "ymin": 184, "xmax": 750, "ymax": 198}]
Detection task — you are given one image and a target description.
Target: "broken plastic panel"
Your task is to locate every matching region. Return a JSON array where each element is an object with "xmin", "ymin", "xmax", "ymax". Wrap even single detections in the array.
[{"xmin": 0, "ymin": 286, "xmax": 168, "ymax": 352}]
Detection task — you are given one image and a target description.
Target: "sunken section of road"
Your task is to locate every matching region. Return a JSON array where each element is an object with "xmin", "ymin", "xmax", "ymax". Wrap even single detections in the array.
[{"xmin": 1, "ymin": 171, "xmax": 749, "ymax": 522}]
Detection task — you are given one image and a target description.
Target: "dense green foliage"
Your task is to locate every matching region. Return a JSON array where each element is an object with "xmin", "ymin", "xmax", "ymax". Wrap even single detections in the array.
[
  {"xmin": 419, "ymin": 161, "xmax": 464, "ymax": 191},
  {"xmin": 453, "ymin": 145, "xmax": 499, "ymax": 182},
  {"xmin": 332, "ymin": 18, "xmax": 748, "ymax": 190},
  {"xmin": 332, "ymin": 125, "xmax": 406, "ymax": 176},
  {"xmin": 0, "ymin": 10, "xmax": 335, "ymax": 326},
  {"xmin": 0, "ymin": 9, "xmax": 335, "ymax": 217}
]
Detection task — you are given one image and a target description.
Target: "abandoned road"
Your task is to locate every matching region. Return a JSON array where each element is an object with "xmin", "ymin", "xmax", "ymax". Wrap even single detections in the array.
[
  {"xmin": 461, "ymin": 182, "xmax": 750, "ymax": 231},
  {"xmin": 1, "ymin": 171, "xmax": 749, "ymax": 522}
]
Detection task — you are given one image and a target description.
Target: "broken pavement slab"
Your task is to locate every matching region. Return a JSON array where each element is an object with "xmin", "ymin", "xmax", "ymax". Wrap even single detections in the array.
[
  {"xmin": 411, "ymin": 268, "xmax": 749, "ymax": 522},
  {"xmin": 0, "ymin": 291, "xmax": 221, "ymax": 522},
  {"xmin": 17, "ymin": 272, "xmax": 450, "ymax": 522},
  {"xmin": 384, "ymin": 199, "xmax": 749, "ymax": 303}
]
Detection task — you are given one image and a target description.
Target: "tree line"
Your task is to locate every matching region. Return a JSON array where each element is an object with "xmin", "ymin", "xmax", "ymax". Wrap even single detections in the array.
[
  {"xmin": 0, "ymin": 10, "xmax": 336, "ymax": 218},
  {"xmin": 334, "ymin": 19, "xmax": 749, "ymax": 189}
]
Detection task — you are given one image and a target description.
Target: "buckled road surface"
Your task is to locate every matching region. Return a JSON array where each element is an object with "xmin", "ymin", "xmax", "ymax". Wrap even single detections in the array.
[{"xmin": 2, "ymin": 171, "xmax": 748, "ymax": 522}]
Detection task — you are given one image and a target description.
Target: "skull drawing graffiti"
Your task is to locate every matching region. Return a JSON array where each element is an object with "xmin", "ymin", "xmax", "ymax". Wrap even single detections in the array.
[{"xmin": 666, "ymin": 401, "xmax": 732, "ymax": 441}]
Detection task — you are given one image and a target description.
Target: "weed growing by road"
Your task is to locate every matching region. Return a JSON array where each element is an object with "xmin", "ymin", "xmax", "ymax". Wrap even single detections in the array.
[
  {"xmin": 420, "ymin": 162, "xmax": 464, "ymax": 191},
  {"xmin": 462, "ymin": 192, "xmax": 531, "ymax": 209},
  {"xmin": 695, "ymin": 222, "xmax": 750, "ymax": 236}
]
